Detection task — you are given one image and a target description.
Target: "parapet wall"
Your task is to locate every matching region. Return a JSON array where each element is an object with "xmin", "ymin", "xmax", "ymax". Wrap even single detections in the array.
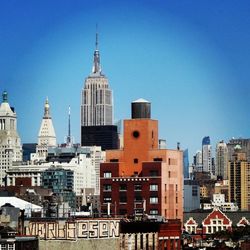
[{"xmin": 24, "ymin": 219, "xmax": 120, "ymax": 240}]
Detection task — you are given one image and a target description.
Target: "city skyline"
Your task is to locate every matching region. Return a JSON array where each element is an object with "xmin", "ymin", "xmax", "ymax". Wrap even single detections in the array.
[{"xmin": 1, "ymin": 1, "xmax": 250, "ymax": 157}]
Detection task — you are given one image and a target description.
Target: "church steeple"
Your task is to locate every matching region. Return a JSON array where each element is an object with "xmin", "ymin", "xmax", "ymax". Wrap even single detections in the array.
[{"xmin": 92, "ymin": 30, "xmax": 101, "ymax": 74}]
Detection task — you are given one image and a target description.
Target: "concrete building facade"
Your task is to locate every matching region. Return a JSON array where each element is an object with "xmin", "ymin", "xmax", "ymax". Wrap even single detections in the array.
[{"xmin": 184, "ymin": 179, "xmax": 200, "ymax": 212}]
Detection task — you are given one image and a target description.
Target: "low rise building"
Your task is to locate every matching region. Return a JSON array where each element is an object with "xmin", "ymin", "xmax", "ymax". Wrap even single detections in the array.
[
  {"xmin": 184, "ymin": 207, "xmax": 250, "ymax": 235},
  {"xmin": 7, "ymin": 146, "xmax": 103, "ymax": 196}
]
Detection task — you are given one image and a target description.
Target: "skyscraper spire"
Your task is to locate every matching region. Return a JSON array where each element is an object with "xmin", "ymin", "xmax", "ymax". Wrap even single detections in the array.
[
  {"xmin": 95, "ymin": 24, "xmax": 98, "ymax": 50},
  {"xmin": 44, "ymin": 97, "xmax": 50, "ymax": 118},
  {"xmin": 66, "ymin": 105, "xmax": 71, "ymax": 146},
  {"xmin": 81, "ymin": 30, "xmax": 113, "ymax": 127},
  {"xmin": 92, "ymin": 29, "xmax": 101, "ymax": 74}
]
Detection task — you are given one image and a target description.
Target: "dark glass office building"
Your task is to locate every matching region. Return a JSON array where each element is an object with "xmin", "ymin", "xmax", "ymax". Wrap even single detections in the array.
[{"xmin": 81, "ymin": 125, "xmax": 118, "ymax": 150}]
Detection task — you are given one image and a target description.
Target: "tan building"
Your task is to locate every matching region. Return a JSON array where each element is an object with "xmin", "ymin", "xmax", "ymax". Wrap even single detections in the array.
[{"xmin": 228, "ymin": 150, "xmax": 250, "ymax": 211}]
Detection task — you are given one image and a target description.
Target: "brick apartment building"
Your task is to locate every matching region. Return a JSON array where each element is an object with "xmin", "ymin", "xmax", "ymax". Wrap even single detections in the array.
[{"xmin": 100, "ymin": 99, "xmax": 183, "ymax": 221}]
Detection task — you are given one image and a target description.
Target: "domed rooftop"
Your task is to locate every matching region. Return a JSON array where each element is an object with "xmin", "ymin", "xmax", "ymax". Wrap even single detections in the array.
[{"xmin": 0, "ymin": 91, "xmax": 15, "ymax": 116}]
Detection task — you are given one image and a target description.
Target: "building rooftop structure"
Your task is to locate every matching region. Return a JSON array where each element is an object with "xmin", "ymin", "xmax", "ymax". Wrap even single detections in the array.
[{"xmin": 0, "ymin": 196, "xmax": 42, "ymax": 216}]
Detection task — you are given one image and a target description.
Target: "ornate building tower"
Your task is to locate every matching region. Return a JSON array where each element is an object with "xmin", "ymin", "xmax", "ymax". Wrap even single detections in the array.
[
  {"xmin": 80, "ymin": 33, "xmax": 118, "ymax": 150},
  {"xmin": 35, "ymin": 98, "xmax": 56, "ymax": 159},
  {"xmin": 0, "ymin": 91, "xmax": 22, "ymax": 185},
  {"xmin": 81, "ymin": 33, "xmax": 113, "ymax": 126}
]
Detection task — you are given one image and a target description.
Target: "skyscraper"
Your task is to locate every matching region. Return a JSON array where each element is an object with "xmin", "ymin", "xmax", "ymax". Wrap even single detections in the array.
[
  {"xmin": 194, "ymin": 150, "xmax": 202, "ymax": 172},
  {"xmin": 183, "ymin": 149, "xmax": 189, "ymax": 179},
  {"xmin": 228, "ymin": 149, "xmax": 250, "ymax": 211},
  {"xmin": 227, "ymin": 138, "xmax": 250, "ymax": 162},
  {"xmin": 215, "ymin": 140, "xmax": 228, "ymax": 179},
  {"xmin": 80, "ymin": 33, "xmax": 118, "ymax": 150},
  {"xmin": 202, "ymin": 136, "xmax": 213, "ymax": 175},
  {"xmin": 80, "ymin": 33, "xmax": 113, "ymax": 127},
  {"xmin": 0, "ymin": 91, "xmax": 22, "ymax": 185}
]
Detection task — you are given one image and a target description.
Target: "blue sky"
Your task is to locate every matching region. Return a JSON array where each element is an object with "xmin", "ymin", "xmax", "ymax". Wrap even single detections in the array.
[{"xmin": 1, "ymin": 0, "xmax": 250, "ymax": 159}]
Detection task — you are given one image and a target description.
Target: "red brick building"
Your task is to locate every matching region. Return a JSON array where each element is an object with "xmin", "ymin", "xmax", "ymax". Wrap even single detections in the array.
[
  {"xmin": 100, "ymin": 99, "xmax": 183, "ymax": 221},
  {"xmin": 184, "ymin": 207, "xmax": 250, "ymax": 235}
]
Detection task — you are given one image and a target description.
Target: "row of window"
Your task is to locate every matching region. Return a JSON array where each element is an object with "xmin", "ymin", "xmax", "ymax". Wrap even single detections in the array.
[
  {"xmin": 103, "ymin": 197, "xmax": 159, "ymax": 204},
  {"xmin": 0, "ymin": 243, "xmax": 14, "ymax": 250},
  {"xmin": 103, "ymin": 184, "xmax": 158, "ymax": 191},
  {"xmin": 103, "ymin": 170, "xmax": 160, "ymax": 178},
  {"xmin": 103, "ymin": 170, "xmax": 178, "ymax": 178}
]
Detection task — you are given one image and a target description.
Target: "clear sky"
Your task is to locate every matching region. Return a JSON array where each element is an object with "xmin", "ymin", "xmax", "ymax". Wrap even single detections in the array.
[{"xmin": 1, "ymin": 0, "xmax": 250, "ymax": 159}]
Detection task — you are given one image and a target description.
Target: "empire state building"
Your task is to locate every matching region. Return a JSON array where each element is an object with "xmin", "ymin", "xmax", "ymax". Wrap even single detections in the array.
[
  {"xmin": 81, "ymin": 33, "xmax": 113, "ymax": 126},
  {"xmin": 80, "ymin": 34, "xmax": 118, "ymax": 150}
]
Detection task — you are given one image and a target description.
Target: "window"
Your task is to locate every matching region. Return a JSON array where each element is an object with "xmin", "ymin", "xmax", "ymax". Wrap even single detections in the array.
[
  {"xmin": 104, "ymin": 172, "xmax": 112, "ymax": 178},
  {"xmin": 103, "ymin": 184, "xmax": 112, "ymax": 191},
  {"xmin": 134, "ymin": 184, "xmax": 142, "ymax": 191},
  {"xmin": 150, "ymin": 197, "xmax": 158, "ymax": 204},
  {"xmin": 134, "ymin": 195, "xmax": 142, "ymax": 202},
  {"xmin": 9, "ymin": 245, "xmax": 14, "ymax": 250},
  {"xmin": 150, "ymin": 170, "xmax": 159, "ymax": 177},
  {"xmin": 153, "ymin": 158, "xmax": 162, "ymax": 162},
  {"xmin": 134, "ymin": 158, "xmax": 138, "ymax": 164},
  {"xmin": 1, "ymin": 244, "xmax": 6, "ymax": 250},
  {"xmin": 150, "ymin": 184, "xmax": 158, "ymax": 191},
  {"xmin": 119, "ymin": 196, "xmax": 127, "ymax": 203},
  {"xmin": 110, "ymin": 159, "xmax": 118, "ymax": 162},
  {"xmin": 119, "ymin": 209, "xmax": 127, "ymax": 215},
  {"xmin": 192, "ymin": 186, "xmax": 198, "ymax": 196},
  {"xmin": 150, "ymin": 209, "xmax": 158, "ymax": 215},
  {"xmin": 133, "ymin": 130, "xmax": 140, "ymax": 138},
  {"xmin": 120, "ymin": 184, "xmax": 127, "ymax": 191},
  {"xmin": 103, "ymin": 197, "xmax": 112, "ymax": 203}
]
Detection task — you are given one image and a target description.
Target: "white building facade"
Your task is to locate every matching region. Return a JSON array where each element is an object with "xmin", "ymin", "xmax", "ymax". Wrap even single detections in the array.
[
  {"xmin": 0, "ymin": 91, "xmax": 22, "ymax": 185},
  {"xmin": 33, "ymin": 98, "xmax": 57, "ymax": 161},
  {"xmin": 202, "ymin": 144, "xmax": 212, "ymax": 174},
  {"xmin": 7, "ymin": 146, "xmax": 105, "ymax": 195}
]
